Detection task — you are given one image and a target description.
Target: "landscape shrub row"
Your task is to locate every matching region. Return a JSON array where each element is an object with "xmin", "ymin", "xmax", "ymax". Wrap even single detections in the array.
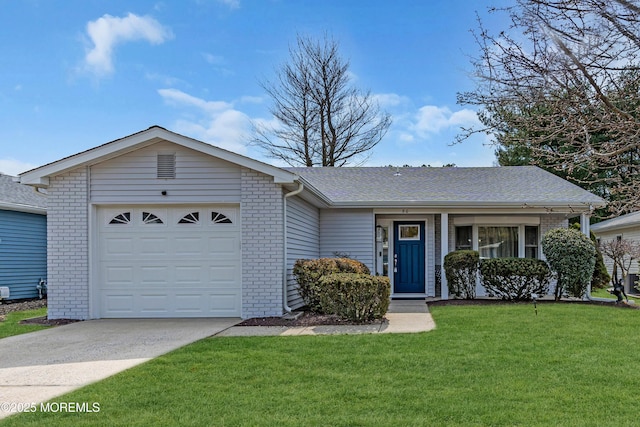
[
  {"xmin": 444, "ymin": 228, "xmax": 598, "ymax": 300},
  {"xmin": 293, "ymin": 258, "xmax": 370, "ymax": 313},
  {"xmin": 293, "ymin": 258, "xmax": 389, "ymax": 322},
  {"xmin": 444, "ymin": 252, "xmax": 550, "ymax": 301}
]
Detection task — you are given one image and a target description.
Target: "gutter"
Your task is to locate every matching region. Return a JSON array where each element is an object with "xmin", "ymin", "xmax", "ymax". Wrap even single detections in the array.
[{"xmin": 282, "ymin": 181, "xmax": 304, "ymax": 314}]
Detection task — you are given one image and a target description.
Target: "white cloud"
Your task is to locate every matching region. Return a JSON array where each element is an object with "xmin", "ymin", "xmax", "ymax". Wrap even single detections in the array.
[
  {"xmin": 83, "ymin": 13, "xmax": 173, "ymax": 76},
  {"xmin": 412, "ymin": 105, "xmax": 480, "ymax": 136},
  {"xmin": 0, "ymin": 159, "xmax": 37, "ymax": 176},
  {"xmin": 218, "ymin": 0, "xmax": 240, "ymax": 9},
  {"xmin": 373, "ymin": 93, "xmax": 410, "ymax": 108},
  {"xmin": 158, "ymin": 88, "xmax": 251, "ymax": 153},
  {"xmin": 202, "ymin": 53, "xmax": 226, "ymax": 65}
]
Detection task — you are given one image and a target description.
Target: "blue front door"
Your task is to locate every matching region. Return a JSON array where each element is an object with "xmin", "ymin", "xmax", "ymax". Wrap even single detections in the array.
[{"xmin": 393, "ymin": 221, "xmax": 425, "ymax": 293}]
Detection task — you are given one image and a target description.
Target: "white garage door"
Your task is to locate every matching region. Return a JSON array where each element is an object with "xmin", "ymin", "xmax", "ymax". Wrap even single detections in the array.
[{"xmin": 97, "ymin": 206, "xmax": 241, "ymax": 318}]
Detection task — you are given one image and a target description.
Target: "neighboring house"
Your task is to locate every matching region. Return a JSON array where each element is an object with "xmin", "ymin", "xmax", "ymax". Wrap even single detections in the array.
[
  {"xmin": 591, "ymin": 211, "xmax": 640, "ymax": 281},
  {"xmin": 19, "ymin": 126, "xmax": 605, "ymax": 319},
  {"xmin": 0, "ymin": 174, "xmax": 47, "ymax": 300}
]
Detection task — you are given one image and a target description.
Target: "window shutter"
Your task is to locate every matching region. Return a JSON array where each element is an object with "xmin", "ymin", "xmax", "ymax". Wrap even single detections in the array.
[{"xmin": 157, "ymin": 153, "xmax": 176, "ymax": 179}]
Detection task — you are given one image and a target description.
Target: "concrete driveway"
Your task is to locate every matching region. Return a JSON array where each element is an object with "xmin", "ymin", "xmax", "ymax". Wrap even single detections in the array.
[{"xmin": 0, "ymin": 318, "xmax": 240, "ymax": 419}]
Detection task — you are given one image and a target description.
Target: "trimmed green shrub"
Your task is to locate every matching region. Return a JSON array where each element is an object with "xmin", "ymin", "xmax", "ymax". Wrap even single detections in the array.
[
  {"xmin": 479, "ymin": 258, "xmax": 551, "ymax": 301},
  {"xmin": 444, "ymin": 250, "xmax": 479, "ymax": 299},
  {"xmin": 570, "ymin": 223, "xmax": 610, "ymax": 289},
  {"xmin": 293, "ymin": 258, "xmax": 370, "ymax": 312},
  {"xmin": 542, "ymin": 228, "xmax": 596, "ymax": 299},
  {"xmin": 317, "ymin": 273, "xmax": 390, "ymax": 322}
]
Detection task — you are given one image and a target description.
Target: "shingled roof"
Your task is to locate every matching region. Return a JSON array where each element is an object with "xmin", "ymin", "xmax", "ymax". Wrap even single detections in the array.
[
  {"xmin": 0, "ymin": 174, "xmax": 47, "ymax": 213},
  {"xmin": 287, "ymin": 166, "xmax": 605, "ymax": 208},
  {"xmin": 591, "ymin": 211, "xmax": 640, "ymax": 233}
]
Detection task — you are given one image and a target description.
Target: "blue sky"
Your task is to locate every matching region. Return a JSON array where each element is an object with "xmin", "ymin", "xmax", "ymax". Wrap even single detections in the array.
[{"xmin": 0, "ymin": 0, "xmax": 507, "ymax": 176}]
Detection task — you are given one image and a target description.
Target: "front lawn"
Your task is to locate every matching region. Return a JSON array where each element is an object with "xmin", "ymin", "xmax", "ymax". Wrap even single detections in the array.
[
  {"xmin": 3, "ymin": 303, "xmax": 639, "ymax": 426},
  {"xmin": 0, "ymin": 307, "xmax": 48, "ymax": 339}
]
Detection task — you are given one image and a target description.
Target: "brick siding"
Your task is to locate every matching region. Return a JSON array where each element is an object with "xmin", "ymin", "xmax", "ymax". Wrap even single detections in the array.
[
  {"xmin": 240, "ymin": 168, "xmax": 284, "ymax": 318},
  {"xmin": 46, "ymin": 168, "xmax": 90, "ymax": 319}
]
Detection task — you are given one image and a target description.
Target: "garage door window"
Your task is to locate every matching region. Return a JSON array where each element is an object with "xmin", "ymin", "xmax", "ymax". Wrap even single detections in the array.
[
  {"xmin": 142, "ymin": 212, "xmax": 164, "ymax": 224},
  {"xmin": 212, "ymin": 212, "xmax": 232, "ymax": 224},
  {"xmin": 179, "ymin": 212, "xmax": 200, "ymax": 224},
  {"xmin": 109, "ymin": 212, "xmax": 131, "ymax": 225}
]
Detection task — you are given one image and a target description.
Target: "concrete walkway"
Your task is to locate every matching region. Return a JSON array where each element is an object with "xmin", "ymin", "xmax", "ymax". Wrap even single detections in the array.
[
  {"xmin": 219, "ymin": 300, "xmax": 436, "ymax": 337},
  {"xmin": 0, "ymin": 318, "xmax": 240, "ymax": 419}
]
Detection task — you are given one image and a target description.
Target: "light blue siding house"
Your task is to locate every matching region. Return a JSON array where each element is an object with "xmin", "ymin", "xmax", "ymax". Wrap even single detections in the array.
[
  {"xmin": 0, "ymin": 174, "xmax": 47, "ymax": 300},
  {"xmin": 19, "ymin": 127, "xmax": 605, "ymax": 319}
]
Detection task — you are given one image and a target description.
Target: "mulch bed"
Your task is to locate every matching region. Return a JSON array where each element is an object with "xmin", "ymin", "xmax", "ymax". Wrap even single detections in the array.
[
  {"xmin": 0, "ymin": 298, "xmax": 80, "ymax": 326},
  {"xmin": 237, "ymin": 311, "xmax": 385, "ymax": 327}
]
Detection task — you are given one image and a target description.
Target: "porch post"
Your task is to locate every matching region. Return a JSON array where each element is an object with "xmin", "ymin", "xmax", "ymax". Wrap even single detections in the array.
[
  {"xmin": 441, "ymin": 213, "xmax": 449, "ymax": 300},
  {"xmin": 580, "ymin": 212, "xmax": 590, "ymax": 236}
]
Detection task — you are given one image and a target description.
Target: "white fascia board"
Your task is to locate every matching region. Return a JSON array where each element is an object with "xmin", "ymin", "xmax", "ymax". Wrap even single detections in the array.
[
  {"xmin": 329, "ymin": 200, "xmax": 602, "ymax": 212},
  {"xmin": 0, "ymin": 202, "xmax": 46, "ymax": 215}
]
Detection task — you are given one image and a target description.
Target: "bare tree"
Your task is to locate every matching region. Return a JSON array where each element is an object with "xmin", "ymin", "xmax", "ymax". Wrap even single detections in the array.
[
  {"xmin": 254, "ymin": 34, "xmax": 391, "ymax": 167},
  {"xmin": 599, "ymin": 237, "xmax": 640, "ymax": 287},
  {"xmin": 458, "ymin": 0, "xmax": 640, "ymax": 216}
]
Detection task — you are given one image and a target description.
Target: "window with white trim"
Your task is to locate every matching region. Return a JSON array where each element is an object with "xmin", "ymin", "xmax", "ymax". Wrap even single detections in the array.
[{"xmin": 454, "ymin": 223, "xmax": 540, "ymax": 259}]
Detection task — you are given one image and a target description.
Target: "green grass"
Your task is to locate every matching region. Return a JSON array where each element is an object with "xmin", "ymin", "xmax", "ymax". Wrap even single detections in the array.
[
  {"xmin": 3, "ymin": 303, "xmax": 640, "ymax": 426},
  {"xmin": 0, "ymin": 307, "xmax": 48, "ymax": 339}
]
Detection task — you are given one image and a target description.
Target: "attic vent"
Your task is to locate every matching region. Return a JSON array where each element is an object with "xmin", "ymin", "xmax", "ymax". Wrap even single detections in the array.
[{"xmin": 157, "ymin": 153, "xmax": 176, "ymax": 179}]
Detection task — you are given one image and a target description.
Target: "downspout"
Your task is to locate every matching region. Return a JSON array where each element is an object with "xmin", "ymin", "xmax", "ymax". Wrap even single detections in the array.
[
  {"xmin": 580, "ymin": 209, "xmax": 613, "ymax": 303},
  {"xmin": 283, "ymin": 181, "xmax": 304, "ymax": 314}
]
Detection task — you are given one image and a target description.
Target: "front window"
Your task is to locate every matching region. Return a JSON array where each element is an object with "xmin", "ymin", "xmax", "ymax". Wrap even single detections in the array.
[
  {"xmin": 478, "ymin": 226, "xmax": 518, "ymax": 259},
  {"xmin": 525, "ymin": 226, "xmax": 539, "ymax": 258},
  {"xmin": 455, "ymin": 226, "xmax": 472, "ymax": 250}
]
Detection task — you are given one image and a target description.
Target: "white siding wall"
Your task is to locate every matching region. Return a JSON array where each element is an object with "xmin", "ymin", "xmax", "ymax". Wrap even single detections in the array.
[
  {"xmin": 286, "ymin": 196, "xmax": 320, "ymax": 309},
  {"xmin": 594, "ymin": 228, "xmax": 640, "ymax": 277},
  {"xmin": 241, "ymin": 168, "xmax": 284, "ymax": 318},
  {"xmin": 47, "ymin": 168, "xmax": 90, "ymax": 319},
  {"xmin": 90, "ymin": 141, "xmax": 241, "ymax": 204},
  {"xmin": 319, "ymin": 209, "xmax": 375, "ymax": 272}
]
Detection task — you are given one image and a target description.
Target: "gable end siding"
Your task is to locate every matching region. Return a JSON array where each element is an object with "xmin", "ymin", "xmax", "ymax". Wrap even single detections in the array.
[
  {"xmin": 90, "ymin": 141, "xmax": 242, "ymax": 204},
  {"xmin": 319, "ymin": 209, "xmax": 375, "ymax": 272},
  {"xmin": 47, "ymin": 169, "xmax": 90, "ymax": 319},
  {"xmin": 0, "ymin": 210, "xmax": 46, "ymax": 299},
  {"xmin": 286, "ymin": 196, "xmax": 320, "ymax": 309}
]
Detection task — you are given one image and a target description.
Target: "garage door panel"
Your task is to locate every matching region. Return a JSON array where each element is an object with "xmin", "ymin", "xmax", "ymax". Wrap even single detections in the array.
[
  {"xmin": 208, "ymin": 236, "xmax": 239, "ymax": 256},
  {"xmin": 97, "ymin": 205, "xmax": 241, "ymax": 318},
  {"xmin": 138, "ymin": 237, "xmax": 169, "ymax": 256},
  {"xmin": 174, "ymin": 237, "xmax": 205, "ymax": 256},
  {"xmin": 140, "ymin": 265, "xmax": 170, "ymax": 286},
  {"xmin": 104, "ymin": 237, "xmax": 134, "ymax": 256}
]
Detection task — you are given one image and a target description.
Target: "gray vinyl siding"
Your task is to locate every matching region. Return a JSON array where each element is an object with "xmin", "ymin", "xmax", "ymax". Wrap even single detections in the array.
[
  {"xmin": 90, "ymin": 141, "xmax": 242, "ymax": 204},
  {"xmin": 319, "ymin": 209, "xmax": 375, "ymax": 272},
  {"xmin": 0, "ymin": 209, "xmax": 47, "ymax": 299},
  {"xmin": 286, "ymin": 196, "xmax": 320, "ymax": 309}
]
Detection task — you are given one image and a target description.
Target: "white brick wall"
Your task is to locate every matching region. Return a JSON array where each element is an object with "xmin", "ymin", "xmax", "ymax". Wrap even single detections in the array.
[
  {"xmin": 47, "ymin": 168, "xmax": 90, "ymax": 319},
  {"xmin": 539, "ymin": 214, "xmax": 568, "ymax": 261},
  {"xmin": 241, "ymin": 168, "xmax": 284, "ymax": 318}
]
